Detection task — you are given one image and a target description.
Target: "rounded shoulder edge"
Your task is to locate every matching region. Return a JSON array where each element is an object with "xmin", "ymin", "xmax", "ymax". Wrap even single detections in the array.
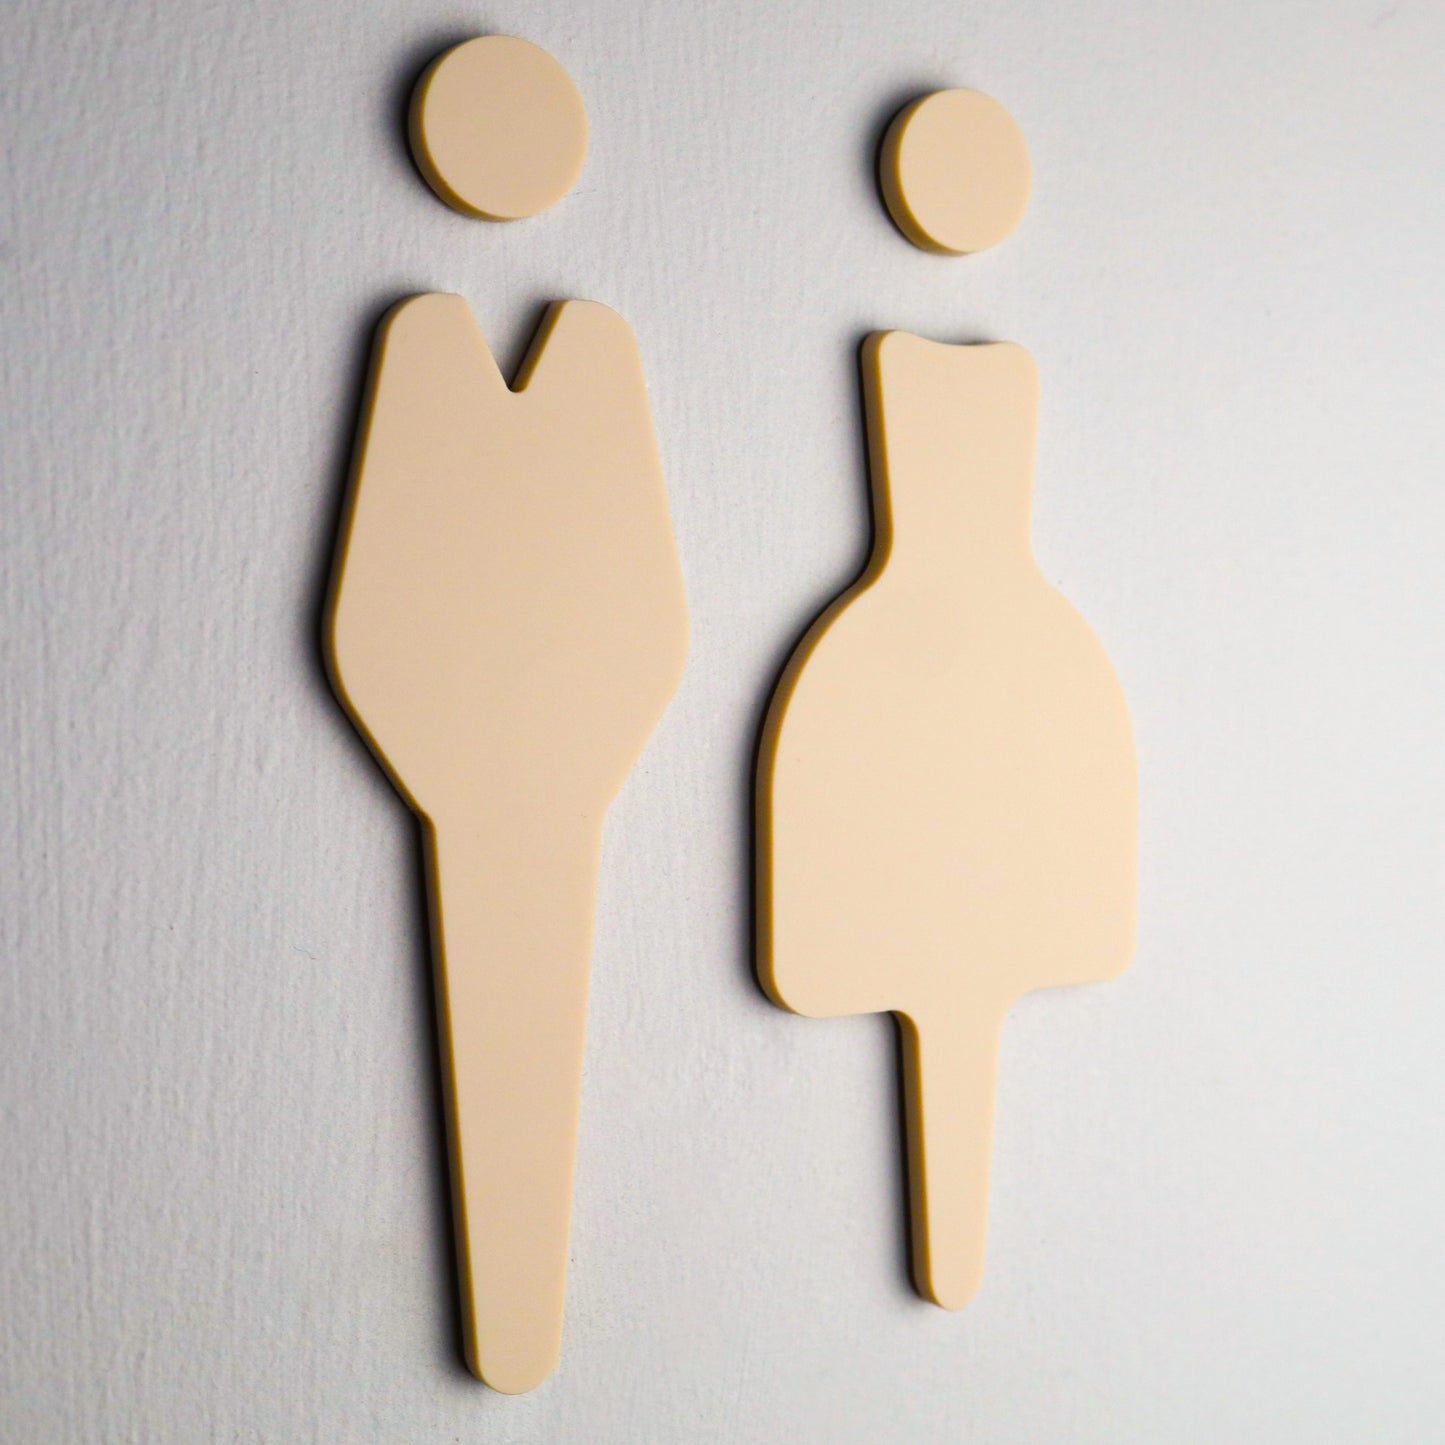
[
  {"xmin": 378, "ymin": 291, "xmax": 473, "ymax": 340},
  {"xmin": 547, "ymin": 296, "xmax": 636, "ymax": 340},
  {"xmin": 514, "ymin": 298, "xmax": 642, "ymax": 391}
]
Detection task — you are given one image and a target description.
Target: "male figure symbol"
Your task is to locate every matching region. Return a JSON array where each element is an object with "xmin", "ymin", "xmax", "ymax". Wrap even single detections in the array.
[
  {"xmin": 325, "ymin": 39, "xmax": 687, "ymax": 1393},
  {"xmin": 757, "ymin": 90, "xmax": 1136, "ymax": 1309}
]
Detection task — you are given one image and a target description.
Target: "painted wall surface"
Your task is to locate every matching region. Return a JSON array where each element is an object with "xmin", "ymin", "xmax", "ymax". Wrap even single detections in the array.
[{"xmin": 3, "ymin": 2, "xmax": 1443, "ymax": 1440}]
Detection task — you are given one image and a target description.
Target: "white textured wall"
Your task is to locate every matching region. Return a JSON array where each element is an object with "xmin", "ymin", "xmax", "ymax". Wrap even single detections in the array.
[{"xmin": 4, "ymin": 1, "xmax": 1444, "ymax": 1440}]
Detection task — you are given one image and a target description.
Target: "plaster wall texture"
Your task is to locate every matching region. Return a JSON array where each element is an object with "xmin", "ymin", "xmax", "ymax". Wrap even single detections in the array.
[{"xmin": 3, "ymin": 1, "xmax": 1443, "ymax": 1440}]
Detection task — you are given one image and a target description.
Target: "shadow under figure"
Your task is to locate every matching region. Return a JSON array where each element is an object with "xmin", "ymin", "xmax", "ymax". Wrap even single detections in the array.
[
  {"xmin": 756, "ymin": 87, "xmax": 1137, "ymax": 1310},
  {"xmin": 324, "ymin": 36, "xmax": 688, "ymax": 1394}
]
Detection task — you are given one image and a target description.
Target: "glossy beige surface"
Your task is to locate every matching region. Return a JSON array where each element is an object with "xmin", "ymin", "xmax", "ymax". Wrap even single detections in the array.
[
  {"xmin": 326, "ymin": 293, "xmax": 687, "ymax": 1391},
  {"xmin": 409, "ymin": 36, "xmax": 588, "ymax": 221},
  {"xmin": 880, "ymin": 89, "xmax": 1031, "ymax": 254},
  {"xmin": 758, "ymin": 334, "xmax": 1135, "ymax": 1309}
]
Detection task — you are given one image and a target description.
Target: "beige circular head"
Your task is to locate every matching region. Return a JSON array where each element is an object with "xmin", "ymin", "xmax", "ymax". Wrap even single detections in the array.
[
  {"xmin": 409, "ymin": 36, "xmax": 588, "ymax": 221},
  {"xmin": 879, "ymin": 89, "xmax": 1030, "ymax": 254}
]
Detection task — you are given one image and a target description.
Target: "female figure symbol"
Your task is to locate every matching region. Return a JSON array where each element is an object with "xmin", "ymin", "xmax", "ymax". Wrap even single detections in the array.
[
  {"xmin": 325, "ymin": 38, "xmax": 687, "ymax": 1393},
  {"xmin": 757, "ymin": 90, "xmax": 1137, "ymax": 1309}
]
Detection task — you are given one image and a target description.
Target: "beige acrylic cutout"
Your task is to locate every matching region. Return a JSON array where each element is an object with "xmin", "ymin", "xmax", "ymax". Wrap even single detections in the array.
[
  {"xmin": 757, "ymin": 334, "xmax": 1136, "ymax": 1310},
  {"xmin": 410, "ymin": 35, "xmax": 588, "ymax": 220},
  {"xmin": 326, "ymin": 292, "xmax": 687, "ymax": 1392},
  {"xmin": 880, "ymin": 89, "xmax": 1031, "ymax": 254}
]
